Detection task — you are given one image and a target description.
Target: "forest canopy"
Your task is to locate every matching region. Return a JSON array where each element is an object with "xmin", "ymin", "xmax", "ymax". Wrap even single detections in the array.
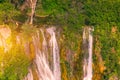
[{"xmin": 0, "ymin": 0, "xmax": 119, "ymax": 28}]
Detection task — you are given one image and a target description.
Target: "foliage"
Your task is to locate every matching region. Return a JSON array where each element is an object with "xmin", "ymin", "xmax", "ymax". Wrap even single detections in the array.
[
  {"xmin": 0, "ymin": 2, "xmax": 20, "ymax": 24},
  {"xmin": 21, "ymin": 24, "xmax": 36, "ymax": 41},
  {"xmin": 83, "ymin": 1, "xmax": 120, "ymax": 79},
  {"xmin": 41, "ymin": 0, "xmax": 85, "ymax": 28},
  {"xmin": 84, "ymin": 0, "xmax": 120, "ymax": 26},
  {"xmin": 0, "ymin": 45, "xmax": 30, "ymax": 80}
]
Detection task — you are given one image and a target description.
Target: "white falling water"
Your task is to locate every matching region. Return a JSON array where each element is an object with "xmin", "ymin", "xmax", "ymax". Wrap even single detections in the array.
[
  {"xmin": 40, "ymin": 29, "xmax": 49, "ymax": 60},
  {"xmin": 24, "ymin": 27, "xmax": 61, "ymax": 80},
  {"xmin": 32, "ymin": 30, "xmax": 55, "ymax": 80},
  {"xmin": 35, "ymin": 51, "xmax": 55, "ymax": 80},
  {"xmin": 83, "ymin": 27, "xmax": 94, "ymax": 80},
  {"xmin": 47, "ymin": 27, "xmax": 61, "ymax": 80}
]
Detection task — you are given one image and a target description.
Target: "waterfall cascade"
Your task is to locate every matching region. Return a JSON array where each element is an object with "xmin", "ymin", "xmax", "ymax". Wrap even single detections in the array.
[
  {"xmin": 83, "ymin": 27, "xmax": 94, "ymax": 80},
  {"xmin": 24, "ymin": 27, "xmax": 61, "ymax": 80},
  {"xmin": 0, "ymin": 26, "xmax": 61, "ymax": 80},
  {"xmin": 0, "ymin": 26, "xmax": 96, "ymax": 80},
  {"xmin": 47, "ymin": 27, "xmax": 61, "ymax": 80}
]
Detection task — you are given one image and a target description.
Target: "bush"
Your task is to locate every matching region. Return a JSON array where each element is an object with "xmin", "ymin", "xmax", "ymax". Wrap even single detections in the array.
[{"xmin": 0, "ymin": 45, "xmax": 30, "ymax": 80}]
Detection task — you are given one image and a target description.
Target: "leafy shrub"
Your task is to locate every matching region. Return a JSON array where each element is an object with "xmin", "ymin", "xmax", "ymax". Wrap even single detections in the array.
[{"xmin": 0, "ymin": 45, "xmax": 30, "ymax": 80}]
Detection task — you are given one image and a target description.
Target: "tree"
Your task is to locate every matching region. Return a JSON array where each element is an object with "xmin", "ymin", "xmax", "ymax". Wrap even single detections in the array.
[
  {"xmin": 21, "ymin": 0, "xmax": 37, "ymax": 24},
  {"xmin": 0, "ymin": 2, "xmax": 20, "ymax": 24},
  {"xmin": 27, "ymin": 0, "xmax": 37, "ymax": 24}
]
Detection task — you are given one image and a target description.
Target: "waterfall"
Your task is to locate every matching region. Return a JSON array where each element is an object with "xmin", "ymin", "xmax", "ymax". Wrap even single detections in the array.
[
  {"xmin": 24, "ymin": 27, "xmax": 61, "ymax": 80},
  {"xmin": 0, "ymin": 26, "xmax": 61, "ymax": 80},
  {"xmin": 47, "ymin": 27, "xmax": 61, "ymax": 80},
  {"xmin": 83, "ymin": 27, "xmax": 94, "ymax": 80},
  {"xmin": 32, "ymin": 30, "xmax": 55, "ymax": 80},
  {"xmin": 34, "ymin": 51, "xmax": 55, "ymax": 80}
]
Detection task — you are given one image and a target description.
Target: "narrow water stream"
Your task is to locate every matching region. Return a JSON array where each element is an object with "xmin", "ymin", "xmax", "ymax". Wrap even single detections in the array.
[{"xmin": 83, "ymin": 27, "xmax": 94, "ymax": 80}]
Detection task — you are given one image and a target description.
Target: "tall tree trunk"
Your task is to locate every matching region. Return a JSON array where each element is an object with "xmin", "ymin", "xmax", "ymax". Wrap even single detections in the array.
[
  {"xmin": 20, "ymin": 0, "xmax": 37, "ymax": 24},
  {"xmin": 29, "ymin": 0, "xmax": 37, "ymax": 24}
]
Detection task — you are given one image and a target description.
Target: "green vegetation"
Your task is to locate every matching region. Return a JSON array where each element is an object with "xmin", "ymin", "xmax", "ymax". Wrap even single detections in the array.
[
  {"xmin": 0, "ymin": 44, "xmax": 30, "ymax": 80},
  {"xmin": 0, "ymin": 0, "xmax": 120, "ymax": 80}
]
